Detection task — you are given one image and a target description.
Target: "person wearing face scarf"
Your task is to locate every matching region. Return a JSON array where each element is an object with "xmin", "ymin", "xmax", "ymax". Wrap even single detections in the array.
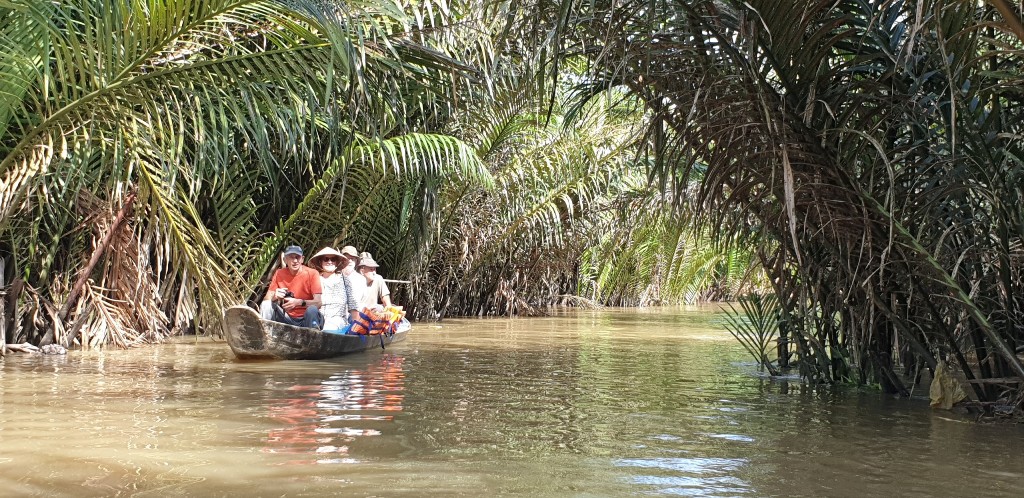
[
  {"xmin": 356, "ymin": 252, "xmax": 392, "ymax": 309},
  {"xmin": 308, "ymin": 247, "xmax": 359, "ymax": 331}
]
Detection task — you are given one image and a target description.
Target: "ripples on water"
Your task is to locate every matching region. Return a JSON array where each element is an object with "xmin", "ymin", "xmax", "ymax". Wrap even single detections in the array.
[{"xmin": 0, "ymin": 307, "xmax": 1022, "ymax": 496}]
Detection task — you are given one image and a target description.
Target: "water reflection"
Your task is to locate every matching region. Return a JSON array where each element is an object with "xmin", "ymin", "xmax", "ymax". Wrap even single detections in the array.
[
  {"xmin": 617, "ymin": 457, "xmax": 751, "ymax": 496},
  {"xmin": 264, "ymin": 355, "xmax": 405, "ymax": 465}
]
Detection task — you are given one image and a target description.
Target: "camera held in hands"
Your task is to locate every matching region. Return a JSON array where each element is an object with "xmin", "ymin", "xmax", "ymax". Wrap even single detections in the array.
[{"xmin": 282, "ymin": 290, "xmax": 295, "ymax": 298}]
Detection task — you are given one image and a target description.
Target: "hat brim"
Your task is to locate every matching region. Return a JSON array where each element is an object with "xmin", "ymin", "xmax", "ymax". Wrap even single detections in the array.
[
  {"xmin": 358, "ymin": 257, "xmax": 380, "ymax": 269},
  {"xmin": 308, "ymin": 247, "xmax": 345, "ymax": 270}
]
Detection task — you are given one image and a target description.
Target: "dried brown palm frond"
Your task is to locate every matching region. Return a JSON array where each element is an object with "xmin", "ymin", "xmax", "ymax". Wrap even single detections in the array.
[
  {"xmin": 75, "ymin": 279, "xmax": 167, "ymax": 350},
  {"xmin": 47, "ymin": 189, "xmax": 170, "ymax": 348},
  {"xmin": 2, "ymin": 282, "xmax": 60, "ymax": 349}
]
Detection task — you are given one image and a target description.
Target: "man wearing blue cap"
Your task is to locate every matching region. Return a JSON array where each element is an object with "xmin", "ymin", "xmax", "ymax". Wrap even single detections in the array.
[{"xmin": 260, "ymin": 245, "xmax": 324, "ymax": 328}]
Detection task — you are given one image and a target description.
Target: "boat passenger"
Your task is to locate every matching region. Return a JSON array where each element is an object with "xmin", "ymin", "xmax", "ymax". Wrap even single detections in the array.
[
  {"xmin": 308, "ymin": 246, "xmax": 359, "ymax": 331},
  {"xmin": 260, "ymin": 245, "xmax": 323, "ymax": 329},
  {"xmin": 357, "ymin": 252, "xmax": 393, "ymax": 309},
  {"xmin": 340, "ymin": 245, "xmax": 366, "ymax": 312}
]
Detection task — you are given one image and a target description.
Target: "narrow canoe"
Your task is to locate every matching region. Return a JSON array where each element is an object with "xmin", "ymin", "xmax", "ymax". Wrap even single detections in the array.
[{"xmin": 223, "ymin": 305, "xmax": 409, "ymax": 360}]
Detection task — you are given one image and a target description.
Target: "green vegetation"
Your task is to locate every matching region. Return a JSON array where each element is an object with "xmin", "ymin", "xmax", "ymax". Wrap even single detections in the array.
[
  {"xmin": 0, "ymin": 0, "xmax": 495, "ymax": 347},
  {"xmin": 516, "ymin": 0, "xmax": 1024, "ymax": 410},
  {"xmin": 1, "ymin": 1, "xmax": 1022, "ymax": 413},
  {"xmin": 723, "ymin": 293, "xmax": 780, "ymax": 376}
]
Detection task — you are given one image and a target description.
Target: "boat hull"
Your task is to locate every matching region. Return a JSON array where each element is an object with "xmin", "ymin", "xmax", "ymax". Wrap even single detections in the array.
[{"xmin": 223, "ymin": 305, "xmax": 408, "ymax": 360}]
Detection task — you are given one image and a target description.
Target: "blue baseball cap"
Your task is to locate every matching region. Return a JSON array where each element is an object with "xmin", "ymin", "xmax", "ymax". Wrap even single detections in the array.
[{"xmin": 283, "ymin": 245, "xmax": 303, "ymax": 256}]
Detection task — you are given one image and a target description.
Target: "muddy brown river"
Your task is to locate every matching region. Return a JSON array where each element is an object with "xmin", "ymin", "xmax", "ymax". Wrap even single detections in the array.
[{"xmin": 1, "ymin": 307, "xmax": 1021, "ymax": 496}]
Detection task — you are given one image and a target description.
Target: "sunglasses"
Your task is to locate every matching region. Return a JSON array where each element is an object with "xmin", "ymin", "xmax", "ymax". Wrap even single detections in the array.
[{"xmin": 321, "ymin": 257, "xmax": 340, "ymax": 264}]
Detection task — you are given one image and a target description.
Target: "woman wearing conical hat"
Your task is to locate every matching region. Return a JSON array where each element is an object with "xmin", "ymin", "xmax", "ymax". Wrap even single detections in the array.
[{"xmin": 308, "ymin": 247, "xmax": 359, "ymax": 330}]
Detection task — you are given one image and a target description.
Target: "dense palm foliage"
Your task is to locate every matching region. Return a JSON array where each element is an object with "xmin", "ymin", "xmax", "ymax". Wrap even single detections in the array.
[
  {"xmin": 580, "ymin": 171, "xmax": 765, "ymax": 306},
  {"xmin": 511, "ymin": 0, "xmax": 1024, "ymax": 406},
  {"xmin": 403, "ymin": 84, "xmax": 643, "ymax": 317},
  {"xmin": 390, "ymin": 77, "xmax": 761, "ymax": 318},
  {"xmin": 7, "ymin": 0, "xmax": 1017, "ymax": 415},
  {"xmin": 0, "ymin": 0, "xmax": 746, "ymax": 353},
  {"xmin": 0, "ymin": 0, "xmax": 492, "ymax": 348}
]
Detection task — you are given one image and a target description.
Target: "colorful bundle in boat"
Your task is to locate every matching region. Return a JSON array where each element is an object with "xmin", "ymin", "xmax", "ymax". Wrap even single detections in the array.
[{"xmin": 350, "ymin": 305, "xmax": 406, "ymax": 335}]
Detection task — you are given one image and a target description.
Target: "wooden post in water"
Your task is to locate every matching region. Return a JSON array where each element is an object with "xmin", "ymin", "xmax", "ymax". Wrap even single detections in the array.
[{"xmin": 1, "ymin": 255, "xmax": 6, "ymax": 356}]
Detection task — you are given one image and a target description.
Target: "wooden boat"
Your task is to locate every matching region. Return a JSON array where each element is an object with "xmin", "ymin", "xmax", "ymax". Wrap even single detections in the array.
[{"xmin": 223, "ymin": 305, "xmax": 409, "ymax": 360}]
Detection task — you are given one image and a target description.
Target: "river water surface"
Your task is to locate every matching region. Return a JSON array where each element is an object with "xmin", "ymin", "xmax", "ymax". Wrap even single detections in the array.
[{"xmin": 1, "ymin": 307, "xmax": 1021, "ymax": 496}]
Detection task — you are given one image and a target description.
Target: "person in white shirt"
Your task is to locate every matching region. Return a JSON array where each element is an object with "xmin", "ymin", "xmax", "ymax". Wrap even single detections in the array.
[
  {"xmin": 357, "ymin": 252, "xmax": 392, "ymax": 309},
  {"xmin": 340, "ymin": 245, "xmax": 367, "ymax": 314}
]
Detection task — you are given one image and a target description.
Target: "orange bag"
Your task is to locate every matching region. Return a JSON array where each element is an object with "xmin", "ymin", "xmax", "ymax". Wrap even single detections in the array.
[{"xmin": 350, "ymin": 307, "xmax": 389, "ymax": 335}]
